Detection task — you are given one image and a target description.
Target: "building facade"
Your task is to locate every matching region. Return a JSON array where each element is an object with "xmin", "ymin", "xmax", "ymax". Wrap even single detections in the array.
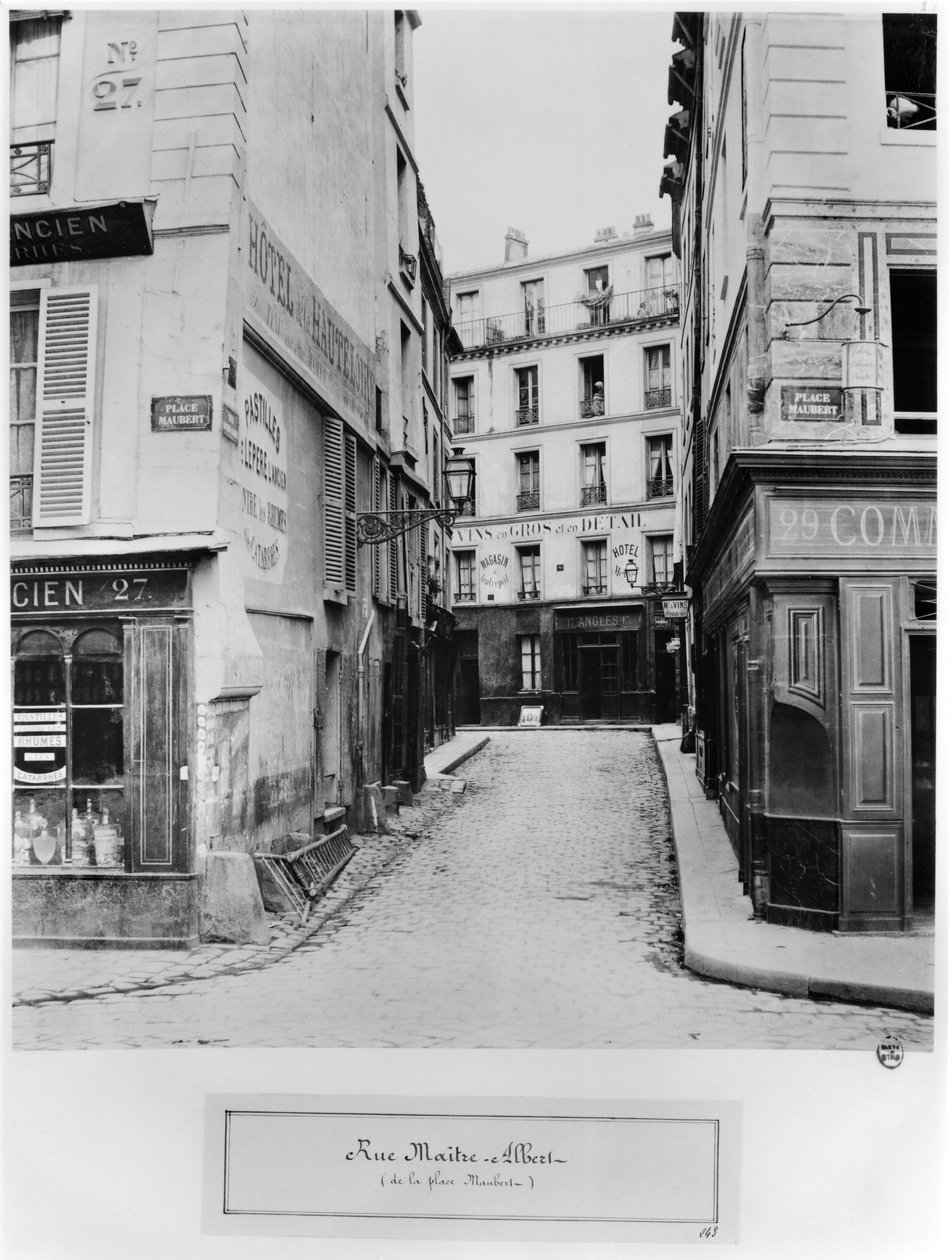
[
  {"xmin": 446, "ymin": 223, "xmax": 683, "ymax": 727},
  {"xmin": 660, "ymin": 11, "xmax": 936, "ymax": 932},
  {"xmin": 10, "ymin": 8, "xmax": 453, "ymax": 946}
]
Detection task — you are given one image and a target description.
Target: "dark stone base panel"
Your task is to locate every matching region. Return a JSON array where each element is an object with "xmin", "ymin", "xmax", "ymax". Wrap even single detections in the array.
[
  {"xmin": 766, "ymin": 816, "xmax": 840, "ymax": 915},
  {"xmin": 12, "ymin": 872, "xmax": 198, "ymax": 946},
  {"xmin": 765, "ymin": 902, "xmax": 837, "ymax": 933}
]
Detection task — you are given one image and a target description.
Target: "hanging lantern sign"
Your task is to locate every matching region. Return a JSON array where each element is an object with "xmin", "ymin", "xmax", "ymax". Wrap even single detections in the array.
[{"xmin": 843, "ymin": 340, "xmax": 882, "ymax": 390}]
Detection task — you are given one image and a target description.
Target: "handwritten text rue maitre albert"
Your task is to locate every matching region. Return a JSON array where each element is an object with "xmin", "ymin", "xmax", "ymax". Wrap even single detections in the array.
[{"xmin": 345, "ymin": 1137, "xmax": 566, "ymax": 1190}]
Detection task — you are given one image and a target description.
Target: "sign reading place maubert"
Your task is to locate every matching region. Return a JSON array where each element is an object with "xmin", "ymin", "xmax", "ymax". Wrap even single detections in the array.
[
  {"xmin": 151, "ymin": 396, "xmax": 213, "ymax": 432},
  {"xmin": 780, "ymin": 386, "xmax": 843, "ymax": 422}
]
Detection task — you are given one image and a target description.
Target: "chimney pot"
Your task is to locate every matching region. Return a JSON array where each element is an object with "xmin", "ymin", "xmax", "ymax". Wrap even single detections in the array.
[
  {"xmin": 504, "ymin": 227, "xmax": 529, "ymax": 261},
  {"xmin": 594, "ymin": 226, "xmax": 617, "ymax": 243}
]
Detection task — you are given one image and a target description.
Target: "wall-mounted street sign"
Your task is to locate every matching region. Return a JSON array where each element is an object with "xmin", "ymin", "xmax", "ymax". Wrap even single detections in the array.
[
  {"xmin": 661, "ymin": 597, "xmax": 690, "ymax": 620},
  {"xmin": 665, "ymin": 638, "xmax": 681, "ymax": 654},
  {"xmin": 222, "ymin": 404, "xmax": 240, "ymax": 445},
  {"xmin": 11, "ymin": 198, "xmax": 156, "ymax": 266},
  {"xmin": 151, "ymin": 396, "xmax": 213, "ymax": 432},
  {"xmin": 780, "ymin": 386, "xmax": 843, "ymax": 421}
]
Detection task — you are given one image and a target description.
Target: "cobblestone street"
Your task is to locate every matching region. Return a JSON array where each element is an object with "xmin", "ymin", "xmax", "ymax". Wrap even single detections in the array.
[{"xmin": 13, "ymin": 731, "xmax": 933, "ymax": 1051}]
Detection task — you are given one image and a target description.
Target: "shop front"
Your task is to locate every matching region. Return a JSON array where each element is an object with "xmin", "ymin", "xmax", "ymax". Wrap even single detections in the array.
[
  {"xmin": 695, "ymin": 454, "xmax": 936, "ymax": 933},
  {"xmin": 11, "ymin": 555, "xmax": 198, "ymax": 947}
]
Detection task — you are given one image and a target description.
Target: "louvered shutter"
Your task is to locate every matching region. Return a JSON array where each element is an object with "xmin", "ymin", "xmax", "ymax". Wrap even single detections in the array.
[
  {"xmin": 323, "ymin": 416, "xmax": 345, "ymax": 588},
  {"xmin": 33, "ymin": 285, "xmax": 97, "ymax": 526},
  {"xmin": 388, "ymin": 472, "xmax": 399, "ymax": 597},
  {"xmin": 344, "ymin": 434, "xmax": 357, "ymax": 594},
  {"xmin": 371, "ymin": 458, "xmax": 382, "ymax": 599}
]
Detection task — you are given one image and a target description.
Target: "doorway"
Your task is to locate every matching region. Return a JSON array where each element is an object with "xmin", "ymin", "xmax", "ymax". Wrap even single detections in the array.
[
  {"xmin": 654, "ymin": 632, "xmax": 677, "ymax": 722},
  {"xmin": 455, "ymin": 630, "xmax": 480, "ymax": 725},
  {"xmin": 578, "ymin": 644, "xmax": 619, "ymax": 722},
  {"xmin": 321, "ymin": 650, "xmax": 341, "ymax": 806},
  {"xmin": 909, "ymin": 634, "xmax": 936, "ymax": 913}
]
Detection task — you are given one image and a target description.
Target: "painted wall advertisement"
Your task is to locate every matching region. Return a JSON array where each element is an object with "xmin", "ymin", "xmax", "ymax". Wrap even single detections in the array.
[{"xmin": 238, "ymin": 375, "xmax": 288, "ymax": 584}]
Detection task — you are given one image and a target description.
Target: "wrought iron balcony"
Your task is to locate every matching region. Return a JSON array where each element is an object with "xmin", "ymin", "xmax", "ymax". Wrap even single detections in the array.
[
  {"xmin": 885, "ymin": 89, "xmax": 936, "ymax": 130},
  {"xmin": 580, "ymin": 396, "xmax": 605, "ymax": 418},
  {"xmin": 580, "ymin": 484, "xmax": 607, "ymax": 507},
  {"xmin": 647, "ymin": 475, "xmax": 674, "ymax": 499},
  {"xmin": 516, "ymin": 490, "xmax": 540, "ymax": 512},
  {"xmin": 515, "ymin": 407, "xmax": 539, "ymax": 426},
  {"xmin": 454, "ymin": 587, "xmax": 476, "ymax": 602},
  {"xmin": 10, "ymin": 475, "xmax": 33, "ymax": 532},
  {"xmin": 11, "ymin": 141, "xmax": 52, "ymax": 196},
  {"xmin": 453, "ymin": 411, "xmax": 475, "ymax": 435},
  {"xmin": 517, "ymin": 588, "xmax": 541, "ymax": 601},
  {"xmin": 645, "ymin": 387, "xmax": 673, "ymax": 410},
  {"xmin": 582, "ymin": 583, "xmax": 608, "ymax": 596},
  {"xmin": 399, "ymin": 245, "xmax": 417, "ymax": 287},
  {"xmin": 455, "ymin": 284, "xmax": 680, "ymax": 350}
]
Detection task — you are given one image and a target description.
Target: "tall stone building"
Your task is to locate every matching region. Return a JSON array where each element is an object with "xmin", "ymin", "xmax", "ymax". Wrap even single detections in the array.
[
  {"xmin": 660, "ymin": 11, "xmax": 936, "ymax": 931},
  {"xmin": 9, "ymin": 8, "xmax": 455, "ymax": 945},
  {"xmin": 446, "ymin": 222, "xmax": 684, "ymax": 727}
]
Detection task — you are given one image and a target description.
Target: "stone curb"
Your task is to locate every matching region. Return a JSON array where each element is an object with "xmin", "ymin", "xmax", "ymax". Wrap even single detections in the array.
[
  {"xmin": 12, "ymin": 811, "xmax": 450, "ymax": 1010},
  {"xmin": 424, "ymin": 735, "xmax": 490, "ymax": 778},
  {"xmin": 653, "ymin": 728, "xmax": 935, "ymax": 1016}
]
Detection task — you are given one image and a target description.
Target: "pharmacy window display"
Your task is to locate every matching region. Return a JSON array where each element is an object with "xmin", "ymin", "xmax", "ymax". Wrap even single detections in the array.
[{"xmin": 13, "ymin": 624, "xmax": 126, "ymax": 869}]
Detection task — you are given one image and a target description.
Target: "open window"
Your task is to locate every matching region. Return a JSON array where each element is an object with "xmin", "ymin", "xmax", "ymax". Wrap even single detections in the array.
[
  {"xmin": 883, "ymin": 13, "xmax": 936, "ymax": 130},
  {"xmin": 890, "ymin": 270, "xmax": 936, "ymax": 434}
]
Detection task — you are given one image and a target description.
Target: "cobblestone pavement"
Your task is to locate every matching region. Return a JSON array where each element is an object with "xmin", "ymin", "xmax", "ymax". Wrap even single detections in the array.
[{"xmin": 12, "ymin": 731, "xmax": 934, "ymax": 1051}]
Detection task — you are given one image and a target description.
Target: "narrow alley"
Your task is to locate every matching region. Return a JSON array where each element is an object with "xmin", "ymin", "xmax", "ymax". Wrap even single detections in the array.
[{"xmin": 13, "ymin": 730, "xmax": 933, "ymax": 1051}]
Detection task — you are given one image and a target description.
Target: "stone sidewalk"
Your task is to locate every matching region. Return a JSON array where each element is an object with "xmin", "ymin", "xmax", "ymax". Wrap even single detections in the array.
[
  {"xmin": 11, "ymin": 741, "xmax": 484, "ymax": 1010},
  {"xmin": 653, "ymin": 724, "xmax": 936, "ymax": 1015}
]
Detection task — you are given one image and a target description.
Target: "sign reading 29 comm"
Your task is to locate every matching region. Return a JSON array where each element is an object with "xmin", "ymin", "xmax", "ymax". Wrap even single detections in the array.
[{"xmin": 768, "ymin": 497, "xmax": 936, "ymax": 558}]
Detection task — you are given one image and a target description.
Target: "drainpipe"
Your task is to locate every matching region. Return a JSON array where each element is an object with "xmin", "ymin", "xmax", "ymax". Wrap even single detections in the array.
[{"xmin": 356, "ymin": 608, "xmax": 376, "ymax": 789}]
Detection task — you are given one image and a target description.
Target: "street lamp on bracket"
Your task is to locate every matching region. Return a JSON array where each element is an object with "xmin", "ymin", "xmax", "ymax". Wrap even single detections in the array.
[
  {"xmin": 356, "ymin": 447, "xmax": 476, "ymax": 546},
  {"xmin": 622, "ymin": 557, "xmax": 678, "ymax": 598}
]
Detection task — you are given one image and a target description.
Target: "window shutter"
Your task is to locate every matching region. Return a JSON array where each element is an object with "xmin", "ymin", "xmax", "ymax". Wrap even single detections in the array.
[
  {"xmin": 388, "ymin": 472, "xmax": 399, "ymax": 597},
  {"xmin": 33, "ymin": 285, "xmax": 97, "ymax": 526},
  {"xmin": 371, "ymin": 457, "xmax": 382, "ymax": 599},
  {"xmin": 324, "ymin": 416, "xmax": 345, "ymax": 588},
  {"xmin": 344, "ymin": 434, "xmax": 357, "ymax": 594}
]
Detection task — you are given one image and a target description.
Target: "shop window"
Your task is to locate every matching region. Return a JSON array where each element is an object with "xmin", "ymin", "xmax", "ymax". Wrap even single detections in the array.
[
  {"xmin": 455, "ymin": 550, "xmax": 476, "ymax": 602},
  {"xmin": 519, "ymin": 634, "xmax": 542, "ymax": 690},
  {"xmin": 883, "ymin": 13, "xmax": 936, "ymax": 130},
  {"xmin": 13, "ymin": 624, "xmax": 126, "ymax": 869},
  {"xmin": 890, "ymin": 270, "xmax": 936, "ymax": 434},
  {"xmin": 516, "ymin": 545, "xmax": 541, "ymax": 600},
  {"xmin": 580, "ymin": 442, "xmax": 607, "ymax": 506},
  {"xmin": 453, "ymin": 375, "xmax": 475, "ymax": 434},
  {"xmin": 582, "ymin": 540, "xmax": 608, "ymax": 596},
  {"xmin": 516, "ymin": 451, "xmax": 540, "ymax": 511},
  {"xmin": 645, "ymin": 344, "xmax": 672, "ymax": 409},
  {"xmin": 9, "ymin": 285, "xmax": 98, "ymax": 531},
  {"xmin": 521, "ymin": 278, "xmax": 545, "ymax": 336},
  {"xmin": 647, "ymin": 434, "xmax": 674, "ymax": 498},
  {"xmin": 579, "ymin": 355, "xmax": 605, "ymax": 417},
  {"xmin": 515, "ymin": 365, "xmax": 539, "ymax": 425}
]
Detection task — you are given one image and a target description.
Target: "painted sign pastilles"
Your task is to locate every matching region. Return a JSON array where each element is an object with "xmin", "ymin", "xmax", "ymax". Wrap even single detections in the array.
[{"xmin": 237, "ymin": 374, "xmax": 288, "ymax": 583}]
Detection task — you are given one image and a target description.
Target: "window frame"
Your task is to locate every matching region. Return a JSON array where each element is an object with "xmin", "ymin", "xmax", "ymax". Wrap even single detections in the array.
[
  {"xmin": 581, "ymin": 538, "xmax": 609, "ymax": 597},
  {"xmin": 579, "ymin": 440, "xmax": 607, "ymax": 507},
  {"xmin": 515, "ymin": 449, "xmax": 541, "ymax": 512},
  {"xmin": 513, "ymin": 362, "xmax": 540, "ymax": 426},
  {"xmin": 515, "ymin": 544, "xmax": 542, "ymax": 601},
  {"xmin": 454, "ymin": 549, "xmax": 476, "ymax": 602},
  {"xmin": 646, "ymin": 433, "xmax": 675, "ymax": 499},
  {"xmin": 519, "ymin": 633, "xmax": 542, "ymax": 691},
  {"xmin": 644, "ymin": 342, "xmax": 673, "ymax": 410}
]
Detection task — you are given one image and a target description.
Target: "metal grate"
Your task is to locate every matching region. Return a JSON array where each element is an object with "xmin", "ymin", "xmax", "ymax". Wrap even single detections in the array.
[{"xmin": 253, "ymin": 825, "xmax": 356, "ymax": 925}]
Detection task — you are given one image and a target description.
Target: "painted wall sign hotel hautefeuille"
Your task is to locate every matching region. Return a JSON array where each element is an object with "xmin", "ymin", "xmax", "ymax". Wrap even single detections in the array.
[
  {"xmin": 10, "ymin": 199, "xmax": 156, "ymax": 265},
  {"xmin": 243, "ymin": 201, "xmax": 374, "ymax": 429}
]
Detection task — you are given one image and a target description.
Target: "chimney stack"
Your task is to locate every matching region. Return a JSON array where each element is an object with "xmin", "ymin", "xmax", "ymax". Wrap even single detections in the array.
[
  {"xmin": 633, "ymin": 214, "xmax": 654, "ymax": 235},
  {"xmin": 504, "ymin": 227, "xmax": 529, "ymax": 262},
  {"xmin": 594, "ymin": 226, "xmax": 617, "ymax": 244}
]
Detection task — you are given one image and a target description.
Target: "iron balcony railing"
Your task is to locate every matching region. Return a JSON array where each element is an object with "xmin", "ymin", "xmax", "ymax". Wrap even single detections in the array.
[
  {"xmin": 454, "ymin": 587, "xmax": 476, "ymax": 602},
  {"xmin": 517, "ymin": 588, "xmax": 541, "ymax": 601},
  {"xmin": 580, "ymin": 396, "xmax": 606, "ymax": 418},
  {"xmin": 580, "ymin": 484, "xmax": 607, "ymax": 507},
  {"xmin": 645, "ymin": 386, "xmax": 673, "ymax": 410},
  {"xmin": 515, "ymin": 406, "xmax": 539, "ymax": 426},
  {"xmin": 455, "ymin": 284, "xmax": 680, "ymax": 350},
  {"xmin": 10, "ymin": 475, "xmax": 32, "ymax": 532},
  {"xmin": 582, "ymin": 583, "xmax": 608, "ymax": 596},
  {"xmin": 453, "ymin": 411, "xmax": 475, "ymax": 434},
  {"xmin": 11, "ymin": 141, "xmax": 51, "ymax": 196},
  {"xmin": 647, "ymin": 475, "xmax": 674, "ymax": 499},
  {"xmin": 516, "ymin": 490, "xmax": 540, "ymax": 512},
  {"xmin": 885, "ymin": 90, "xmax": 936, "ymax": 130}
]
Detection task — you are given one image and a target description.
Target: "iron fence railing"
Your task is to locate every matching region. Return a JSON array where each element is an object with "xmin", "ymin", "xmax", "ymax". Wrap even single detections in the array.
[
  {"xmin": 885, "ymin": 89, "xmax": 936, "ymax": 130},
  {"xmin": 580, "ymin": 484, "xmax": 607, "ymax": 507},
  {"xmin": 454, "ymin": 587, "xmax": 476, "ymax": 602},
  {"xmin": 515, "ymin": 406, "xmax": 539, "ymax": 426},
  {"xmin": 580, "ymin": 396, "xmax": 606, "ymax": 418},
  {"xmin": 582, "ymin": 583, "xmax": 608, "ymax": 596},
  {"xmin": 11, "ymin": 141, "xmax": 51, "ymax": 196},
  {"xmin": 516, "ymin": 490, "xmax": 540, "ymax": 512},
  {"xmin": 453, "ymin": 412, "xmax": 475, "ymax": 434},
  {"xmin": 455, "ymin": 284, "xmax": 680, "ymax": 350},
  {"xmin": 517, "ymin": 589, "xmax": 541, "ymax": 601}
]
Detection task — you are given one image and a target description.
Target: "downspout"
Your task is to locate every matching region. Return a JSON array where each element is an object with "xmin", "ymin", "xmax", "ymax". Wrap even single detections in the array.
[{"xmin": 356, "ymin": 608, "xmax": 376, "ymax": 789}]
